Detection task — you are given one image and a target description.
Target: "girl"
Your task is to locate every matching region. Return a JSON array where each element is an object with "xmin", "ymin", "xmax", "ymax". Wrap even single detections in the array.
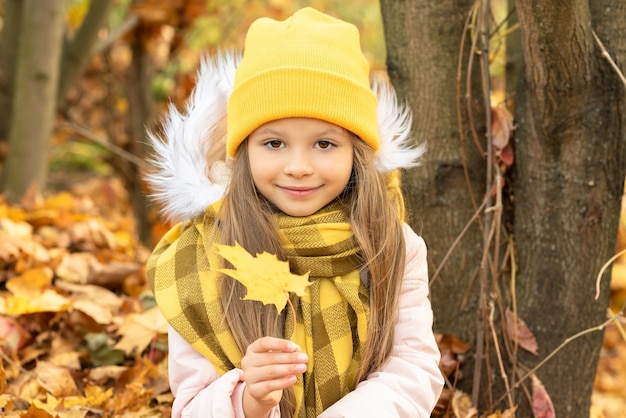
[{"xmin": 147, "ymin": 7, "xmax": 443, "ymax": 418}]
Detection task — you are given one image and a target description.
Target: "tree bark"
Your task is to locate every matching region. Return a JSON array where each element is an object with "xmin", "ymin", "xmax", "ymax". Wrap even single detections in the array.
[
  {"xmin": 380, "ymin": 0, "xmax": 487, "ymax": 396},
  {"xmin": 512, "ymin": 0, "xmax": 625, "ymax": 415},
  {"xmin": 381, "ymin": 0, "xmax": 626, "ymax": 415},
  {"xmin": 505, "ymin": 0, "xmax": 522, "ymax": 101},
  {"xmin": 1, "ymin": 0, "xmax": 65, "ymax": 202},
  {"xmin": 0, "ymin": 0, "xmax": 23, "ymax": 142}
]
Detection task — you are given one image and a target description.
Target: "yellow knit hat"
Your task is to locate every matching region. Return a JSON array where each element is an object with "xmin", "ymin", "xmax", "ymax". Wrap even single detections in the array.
[{"xmin": 226, "ymin": 7, "xmax": 380, "ymax": 157}]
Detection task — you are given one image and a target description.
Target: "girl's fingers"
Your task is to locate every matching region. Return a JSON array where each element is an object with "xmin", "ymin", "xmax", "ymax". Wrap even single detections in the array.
[
  {"xmin": 248, "ymin": 336, "xmax": 300, "ymax": 354},
  {"xmin": 248, "ymin": 350, "xmax": 308, "ymax": 367},
  {"xmin": 249, "ymin": 361, "xmax": 307, "ymax": 380},
  {"xmin": 249, "ymin": 374, "xmax": 297, "ymax": 396}
]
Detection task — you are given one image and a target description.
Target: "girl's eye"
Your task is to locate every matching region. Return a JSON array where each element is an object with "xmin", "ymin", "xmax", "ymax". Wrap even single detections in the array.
[
  {"xmin": 264, "ymin": 140, "xmax": 283, "ymax": 149},
  {"xmin": 316, "ymin": 140, "xmax": 333, "ymax": 150}
]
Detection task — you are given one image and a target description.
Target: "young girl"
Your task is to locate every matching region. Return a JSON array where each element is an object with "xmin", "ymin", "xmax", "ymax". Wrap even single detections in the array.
[{"xmin": 146, "ymin": 7, "xmax": 443, "ymax": 418}]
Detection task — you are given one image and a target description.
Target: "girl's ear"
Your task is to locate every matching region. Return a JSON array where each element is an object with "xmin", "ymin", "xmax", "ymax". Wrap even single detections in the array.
[
  {"xmin": 372, "ymin": 74, "xmax": 426, "ymax": 173},
  {"xmin": 146, "ymin": 51, "xmax": 240, "ymax": 223}
]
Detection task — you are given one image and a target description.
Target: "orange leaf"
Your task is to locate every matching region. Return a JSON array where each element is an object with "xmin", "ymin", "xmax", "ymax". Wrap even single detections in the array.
[
  {"xmin": 505, "ymin": 309, "xmax": 539, "ymax": 355},
  {"xmin": 214, "ymin": 243, "xmax": 311, "ymax": 313}
]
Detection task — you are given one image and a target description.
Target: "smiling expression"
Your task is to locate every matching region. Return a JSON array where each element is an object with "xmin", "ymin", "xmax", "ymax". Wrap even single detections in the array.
[{"xmin": 247, "ymin": 118, "xmax": 354, "ymax": 217}]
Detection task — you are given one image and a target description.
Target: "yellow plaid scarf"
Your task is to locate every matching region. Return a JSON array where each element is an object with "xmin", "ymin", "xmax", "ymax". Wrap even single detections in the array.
[{"xmin": 147, "ymin": 201, "xmax": 370, "ymax": 417}]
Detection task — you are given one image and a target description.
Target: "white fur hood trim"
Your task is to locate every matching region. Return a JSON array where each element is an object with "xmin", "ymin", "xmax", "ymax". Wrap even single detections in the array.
[{"xmin": 146, "ymin": 51, "xmax": 425, "ymax": 223}]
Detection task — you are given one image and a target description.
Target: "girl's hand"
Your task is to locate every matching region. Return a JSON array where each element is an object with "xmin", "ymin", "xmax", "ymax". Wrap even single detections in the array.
[{"xmin": 241, "ymin": 336, "xmax": 308, "ymax": 418}]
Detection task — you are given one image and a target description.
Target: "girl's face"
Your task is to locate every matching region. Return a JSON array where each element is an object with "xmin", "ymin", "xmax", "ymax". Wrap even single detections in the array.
[{"xmin": 247, "ymin": 117, "xmax": 354, "ymax": 217}]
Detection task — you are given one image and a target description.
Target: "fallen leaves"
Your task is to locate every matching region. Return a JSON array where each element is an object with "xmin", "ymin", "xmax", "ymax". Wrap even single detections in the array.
[{"xmin": 0, "ymin": 179, "xmax": 169, "ymax": 417}]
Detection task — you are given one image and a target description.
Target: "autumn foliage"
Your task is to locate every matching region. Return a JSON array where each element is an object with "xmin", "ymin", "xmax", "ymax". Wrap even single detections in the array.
[{"xmin": 0, "ymin": 180, "xmax": 170, "ymax": 417}]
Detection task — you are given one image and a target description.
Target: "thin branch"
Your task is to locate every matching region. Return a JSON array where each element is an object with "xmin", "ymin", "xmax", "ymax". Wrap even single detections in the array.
[
  {"xmin": 92, "ymin": 14, "xmax": 141, "ymax": 56},
  {"xmin": 592, "ymin": 30, "xmax": 626, "ymax": 88},
  {"xmin": 472, "ymin": 0, "xmax": 495, "ymax": 406},
  {"xmin": 608, "ymin": 307, "xmax": 626, "ymax": 341},
  {"xmin": 494, "ymin": 312, "xmax": 623, "ymax": 406},
  {"xmin": 1, "ymin": 350, "xmax": 33, "ymax": 376},
  {"xmin": 489, "ymin": 300, "xmax": 514, "ymax": 408},
  {"xmin": 61, "ymin": 121, "xmax": 147, "ymax": 170},
  {"xmin": 465, "ymin": 3, "xmax": 487, "ymax": 158},
  {"xmin": 429, "ymin": 197, "xmax": 489, "ymax": 285},
  {"xmin": 594, "ymin": 248, "xmax": 626, "ymax": 300},
  {"xmin": 456, "ymin": 1, "xmax": 483, "ymax": 215},
  {"xmin": 516, "ymin": 313, "xmax": 619, "ymax": 386}
]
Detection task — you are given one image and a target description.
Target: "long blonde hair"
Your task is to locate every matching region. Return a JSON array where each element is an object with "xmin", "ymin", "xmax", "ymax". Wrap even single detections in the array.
[{"xmin": 217, "ymin": 136, "xmax": 406, "ymax": 415}]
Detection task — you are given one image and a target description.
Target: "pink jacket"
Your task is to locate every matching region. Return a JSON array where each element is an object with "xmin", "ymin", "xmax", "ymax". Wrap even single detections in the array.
[{"xmin": 167, "ymin": 223, "xmax": 443, "ymax": 417}]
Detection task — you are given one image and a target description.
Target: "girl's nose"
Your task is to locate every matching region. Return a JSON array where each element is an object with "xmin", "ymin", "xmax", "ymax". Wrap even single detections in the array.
[{"xmin": 283, "ymin": 150, "xmax": 314, "ymax": 177}]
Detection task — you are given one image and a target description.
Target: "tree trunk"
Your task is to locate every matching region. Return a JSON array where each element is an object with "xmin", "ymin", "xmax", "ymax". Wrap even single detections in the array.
[
  {"xmin": 512, "ymin": 0, "xmax": 625, "ymax": 415},
  {"xmin": 58, "ymin": 0, "xmax": 116, "ymax": 104},
  {"xmin": 379, "ymin": 0, "xmax": 487, "ymax": 396},
  {"xmin": 1, "ymin": 0, "xmax": 65, "ymax": 202},
  {"xmin": 505, "ymin": 0, "xmax": 522, "ymax": 101},
  {"xmin": 381, "ymin": 0, "xmax": 626, "ymax": 415},
  {"xmin": 0, "ymin": 0, "xmax": 23, "ymax": 143},
  {"xmin": 124, "ymin": 27, "xmax": 155, "ymax": 245}
]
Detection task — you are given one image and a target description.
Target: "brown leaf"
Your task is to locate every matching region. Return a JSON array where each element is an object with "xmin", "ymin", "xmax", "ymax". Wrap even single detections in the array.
[
  {"xmin": 491, "ymin": 104, "xmax": 514, "ymax": 150},
  {"xmin": 55, "ymin": 280, "xmax": 122, "ymax": 324},
  {"xmin": 532, "ymin": 374, "xmax": 555, "ymax": 418},
  {"xmin": 451, "ymin": 390, "xmax": 478, "ymax": 418},
  {"xmin": 437, "ymin": 333, "xmax": 472, "ymax": 354},
  {"xmin": 114, "ymin": 307, "xmax": 168, "ymax": 355},
  {"xmin": 436, "ymin": 333, "xmax": 472, "ymax": 376},
  {"xmin": 505, "ymin": 308, "xmax": 539, "ymax": 355},
  {"xmin": 68, "ymin": 219, "xmax": 117, "ymax": 251},
  {"xmin": 35, "ymin": 361, "xmax": 78, "ymax": 398},
  {"xmin": 55, "ymin": 252, "xmax": 140, "ymax": 288},
  {"xmin": 87, "ymin": 365, "xmax": 128, "ymax": 383},
  {"xmin": 49, "ymin": 336, "xmax": 81, "ymax": 370}
]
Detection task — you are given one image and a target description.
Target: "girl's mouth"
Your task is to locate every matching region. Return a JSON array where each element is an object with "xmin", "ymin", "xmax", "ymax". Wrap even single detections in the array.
[{"xmin": 279, "ymin": 186, "xmax": 320, "ymax": 197}]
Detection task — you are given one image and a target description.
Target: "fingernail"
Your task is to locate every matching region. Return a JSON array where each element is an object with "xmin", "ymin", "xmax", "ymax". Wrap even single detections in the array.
[{"xmin": 296, "ymin": 353, "xmax": 308, "ymax": 362}]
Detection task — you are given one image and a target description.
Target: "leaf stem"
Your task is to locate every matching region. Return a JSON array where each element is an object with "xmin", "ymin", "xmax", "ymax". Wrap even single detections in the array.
[{"xmin": 288, "ymin": 297, "xmax": 297, "ymax": 341}]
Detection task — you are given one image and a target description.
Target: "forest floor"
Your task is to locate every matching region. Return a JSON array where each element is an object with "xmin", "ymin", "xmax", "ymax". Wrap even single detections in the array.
[{"xmin": 0, "ymin": 172, "xmax": 625, "ymax": 417}]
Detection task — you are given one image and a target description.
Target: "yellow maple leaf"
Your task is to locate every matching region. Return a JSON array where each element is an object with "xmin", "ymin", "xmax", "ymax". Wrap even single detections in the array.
[{"xmin": 214, "ymin": 243, "xmax": 311, "ymax": 313}]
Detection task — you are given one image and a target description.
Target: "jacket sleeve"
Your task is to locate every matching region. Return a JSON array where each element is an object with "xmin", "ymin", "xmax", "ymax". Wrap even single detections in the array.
[
  {"xmin": 167, "ymin": 325, "xmax": 280, "ymax": 418},
  {"xmin": 319, "ymin": 224, "xmax": 444, "ymax": 418}
]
